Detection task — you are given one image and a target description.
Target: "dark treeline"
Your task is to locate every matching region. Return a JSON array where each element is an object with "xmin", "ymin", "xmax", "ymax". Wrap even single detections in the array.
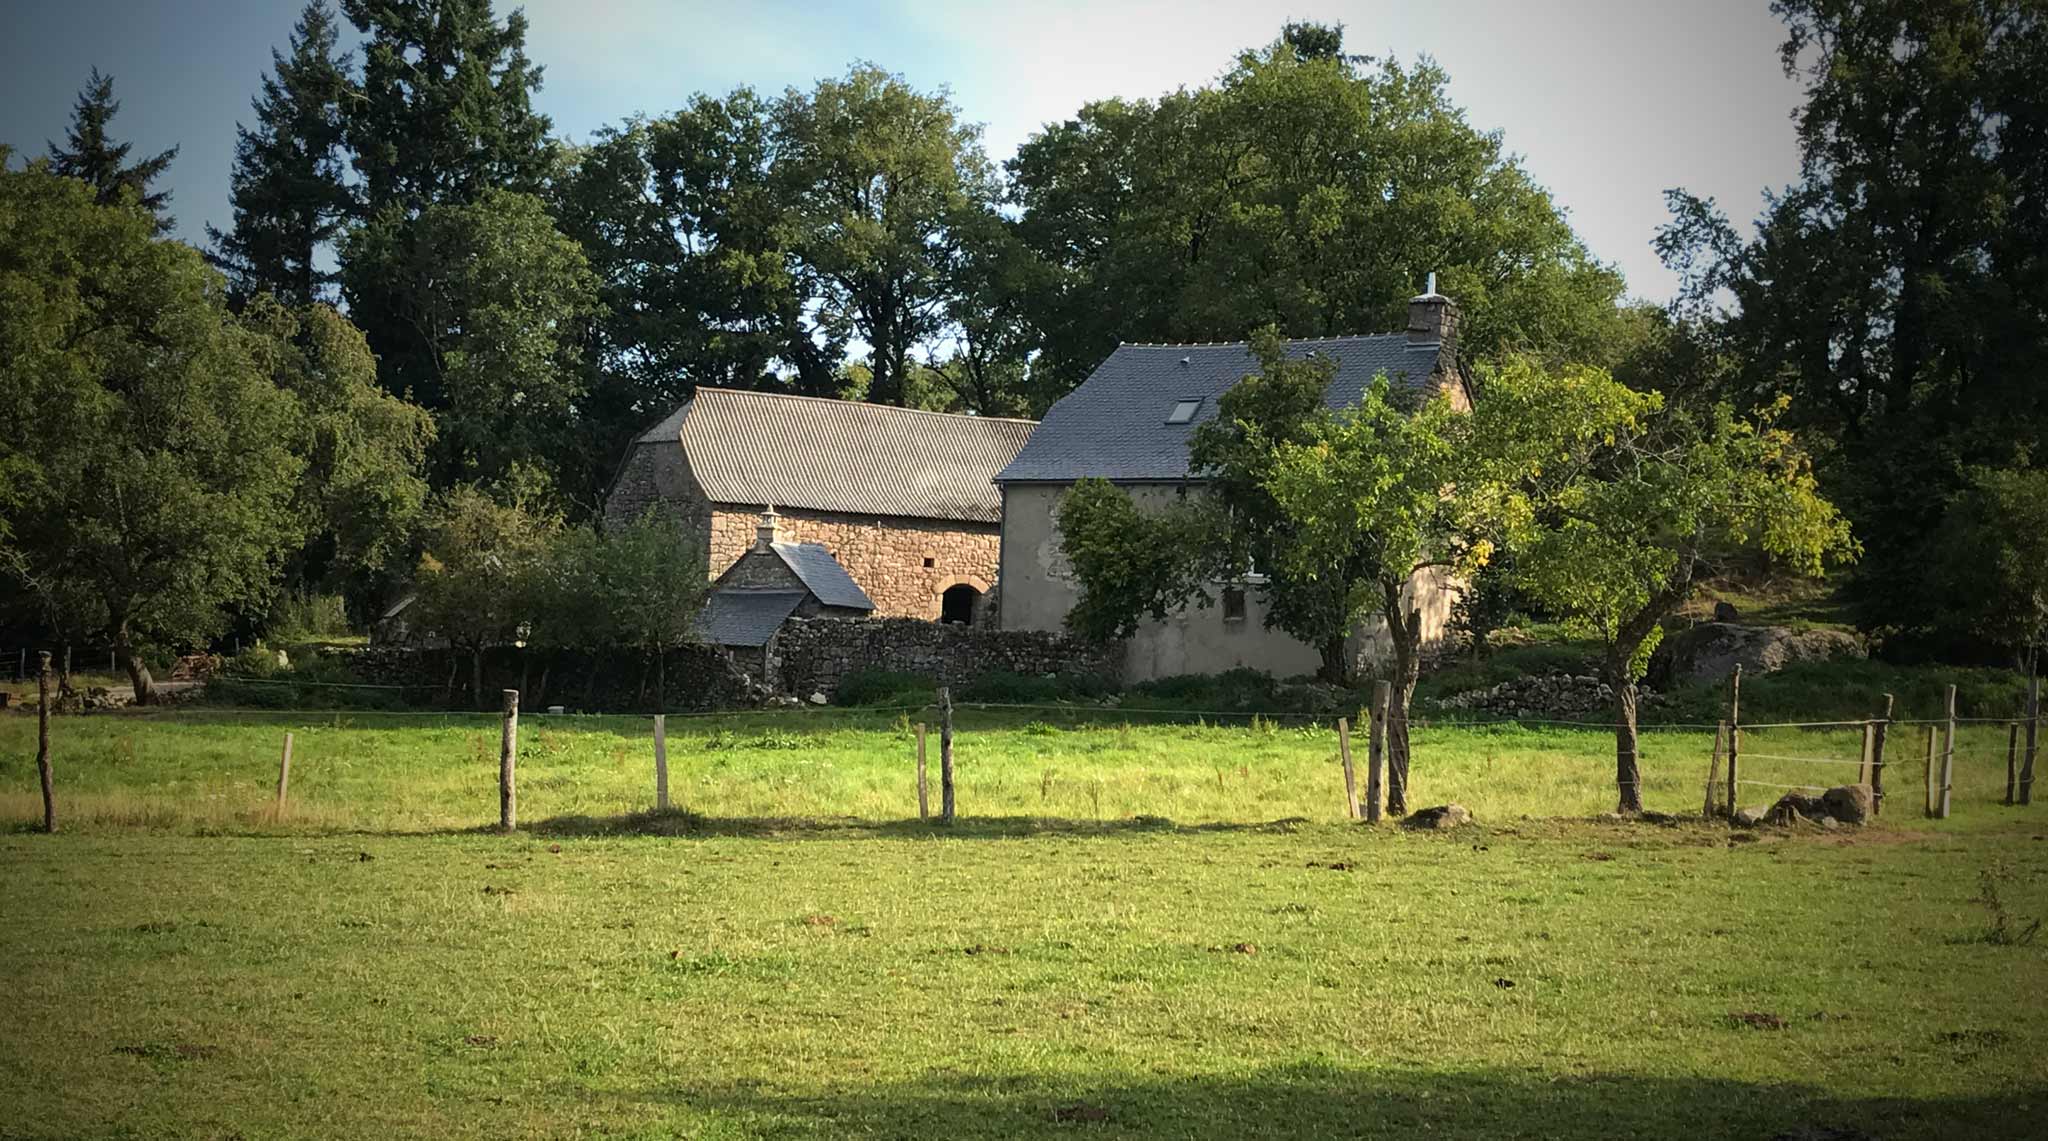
[{"xmin": 2, "ymin": 1, "xmax": 2044, "ymax": 699}]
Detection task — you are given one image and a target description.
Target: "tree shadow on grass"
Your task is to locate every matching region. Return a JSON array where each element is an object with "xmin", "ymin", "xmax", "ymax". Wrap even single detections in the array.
[
  {"xmin": 517, "ymin": 808, "xmax": 1323, "ymax": 841},
  {"xmin": 613, "ymin": 1061, "xmax": 2040, "ymax": 1140}
]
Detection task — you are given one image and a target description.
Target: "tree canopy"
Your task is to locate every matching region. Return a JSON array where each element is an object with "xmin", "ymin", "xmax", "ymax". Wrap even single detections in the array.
[{"xmin": 46, "ymin": 68, "xmax": 178, "ymax": 231}]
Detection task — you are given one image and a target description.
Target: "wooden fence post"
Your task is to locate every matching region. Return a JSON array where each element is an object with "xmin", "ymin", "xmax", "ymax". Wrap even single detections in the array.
[
  {"xmin": 1338, "ymin": 717, "xmax": 1359, "ymax": 820},
  {"xmin": 2007, "ymin": 722, "xmax": 2021, "ymax": 807},
  {"xmin": 275, "ymin": 732, "xmax": 294, "ymax": 808},
  {"xmin": 653, "ymin": 714, "xmax": 669, "ymax": 812},
  {"xmin": 1366, "ymin": 681, "xmax": 1390, "ymax": 824},
  {"xmin": 938, "ymin": 687, "xmax": 955, "ymax": 823},
  {"xmin": 1704, "ymin": 722, "xmax": 1726, "ymax": 818},
  {"xmin": 1939, "ymin": 684, "xmax": 1957, "ymax": 820},
  {"xmin": 36, "ymin": 651, "xmax": 54, "ymax": 833},
  {"xmin": 2021, "ymin": 667, "xmax": 2040, "ymax": 806},
  {"xmin": 499, "ymin": 689, "xmax": 519, "ymax": 832},
  {"xmin": 1871, "ymin": 694, "xmax": 1893, "ymax": 817},
  {"xmin": 1859, "ymin": 720, "xmax": 1875, "ymax": 787},
  {"xmin": 915, "ymin": 723, "xmax": 929, "ymax": 820},
  {"xmin": 1923, "ymin": 726, "xmax": 1937, "ymax": 819},
  {"xmin": 1725, "ymin": 665, "xmax": 1743, "ymax": 817}
]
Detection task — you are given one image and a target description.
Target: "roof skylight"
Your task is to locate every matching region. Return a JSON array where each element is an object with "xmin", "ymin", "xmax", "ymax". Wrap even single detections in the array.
[{"xmin": 1166, "ymin": 398, "xmax": 1202, "ymax": 424}]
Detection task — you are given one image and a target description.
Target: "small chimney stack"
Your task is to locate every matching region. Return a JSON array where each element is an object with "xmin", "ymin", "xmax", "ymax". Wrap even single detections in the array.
[
  {"xmin": 1407, "ymin": 272, "xmax": 1459, "ymax": 349},
  {"xmin": 754, "ymin": 505, "xmax": 780, "ymax": 552}
]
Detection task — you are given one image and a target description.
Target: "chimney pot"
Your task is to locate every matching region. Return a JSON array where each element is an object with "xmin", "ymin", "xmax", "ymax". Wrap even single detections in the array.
[
  {"xmin": 755, "ymin": 505, "xmax": 780, "ymax": 552},
  {"xmin": 1407, "ymin": 277, "xmax": 1459, "ymax": 349}
]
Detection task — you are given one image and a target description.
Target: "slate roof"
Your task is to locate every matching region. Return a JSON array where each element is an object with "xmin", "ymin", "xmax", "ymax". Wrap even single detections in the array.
[
  {"xmin": 769, "ymin": 541, "xmax": 874, "ymax": 610},
  {"xmin": 643, "ymin": 388, "xmax": 1035, "ymax": 523},
  {"xmin": 697, "ymin": 591, "xmax": 806, "ymax": 648},
  {"xmin": 995, "ymin": 335, "xmax": 1446, "ymax": 483}
]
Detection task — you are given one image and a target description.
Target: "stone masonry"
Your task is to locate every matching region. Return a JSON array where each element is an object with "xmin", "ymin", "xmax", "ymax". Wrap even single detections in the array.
[{"xmin": 706, "ymin": 506, "xmax": 998, "ymax": 622}]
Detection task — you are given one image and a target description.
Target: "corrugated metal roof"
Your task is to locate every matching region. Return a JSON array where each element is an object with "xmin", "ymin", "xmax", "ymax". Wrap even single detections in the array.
[
  {"xmin": 697, "ymin": 590, "xmax": 806, "ymax": 648},
  {"xmin": 995, "ymin": 335, "xmax": 1446, "ymax": 483},
  {"xmin": 772, "ymin": 542, "xmax": 874, "ymax": 611},
  {"xmin": 653, "ymin": 388, "xmax": 1035, "ymax": 523}
]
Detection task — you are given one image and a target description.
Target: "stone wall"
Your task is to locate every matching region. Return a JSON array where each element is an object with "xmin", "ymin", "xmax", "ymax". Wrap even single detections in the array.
[
  {"xmin": 708, "ymin": 506, "xmax": 999, "ymax": 622},
  {"xmin": 771, "ymin": 616, "xmax": 1119, "ymax": 699},
  {"xmin": 324, "ymin": 644, "xmax": 755, "ymax": 712}
]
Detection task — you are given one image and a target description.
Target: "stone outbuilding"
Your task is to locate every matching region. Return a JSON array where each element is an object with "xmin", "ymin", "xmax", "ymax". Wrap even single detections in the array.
[
  {"xmin": 696, "ymin": 507, "xmax": 877, "ymax": 676},
  {"xmin": 605, "ymin": 387, "xmax": 1036, "ymax": 624},
  {"xmin": 993, "ymin": 287, "xmax": 1472, "ymax": 681}
]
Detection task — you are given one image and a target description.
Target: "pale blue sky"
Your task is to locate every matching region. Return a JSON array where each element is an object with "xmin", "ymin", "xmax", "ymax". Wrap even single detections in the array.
[{"xmin": 0, "ymin": 0, "xmax": 1804, "ymax": 300}]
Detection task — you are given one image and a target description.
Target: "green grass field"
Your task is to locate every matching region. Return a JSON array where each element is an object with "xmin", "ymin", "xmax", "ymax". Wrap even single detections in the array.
[{"xmin": 3, "ymin": 709, "xmax": 2045, "ymax": 1138}]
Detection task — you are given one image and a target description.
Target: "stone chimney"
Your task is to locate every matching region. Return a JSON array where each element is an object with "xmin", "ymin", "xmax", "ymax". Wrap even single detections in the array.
[
  {"xmin": 1406, "ymin": 272, "xmax": 1460, "ymax": 349},
  {"xmin": 754, "ymin": 505, "xmax": 780, "ymax": 552}
]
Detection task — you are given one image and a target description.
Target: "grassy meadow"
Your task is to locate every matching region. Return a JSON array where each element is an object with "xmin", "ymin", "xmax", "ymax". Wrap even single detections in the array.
[{"xmin": 3, "ymin": 706, "xmax": 2045, "ymax": 1138}]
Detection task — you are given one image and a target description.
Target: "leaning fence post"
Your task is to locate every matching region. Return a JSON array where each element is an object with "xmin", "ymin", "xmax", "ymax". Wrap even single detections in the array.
[
  {"xmin": 1871, "ymin": 694, "xmax": 1893, "ymax": 817},
  {"xmin": 1939, "ymin": 684, "xmax": 1957, "ymax": 820},
  {"xmin": 499, "ymin": 689, "xmax": 519, "ymax": 832},
  {"xmin": 1725, "ymin": 665, "xmax": 1743, "ymax": 817},
  {"xmin": 2022, "ymin": 668, "xmax": 2040, "ymax": 806},
  {"xmin": 275, "ymin": 732, "xmax": 294, "ymax": 809},
  {"xmin": 1338, "ymin": 717, "xmax": 1359, "ymax": 820},
  {"xmin": 1859, "ymin": 720, "xmax": 1875, "ymax": 787},
  {"xmin": 938, "ymin": 687, "xmax": 955, "ymax": 823},
  {"xmin": 653, "ymin": 714, "xmax": 669, "ymax": 812},
  {"xmin": 1705, "ymin": 722, "xmax": 1726, "ymax": 818},
  {"xmin": 1923, "ymin": 726, "xmax": 1937, "ymax": 819},
  {"xmin": 2007, "ymin": 722, "xmax": 2021, "ymax": 807},
  {"xmin": 1366, "ymin": 681, "xmax": 1390, "ymax": 824},
  {"xmin": 36, "ymin": 651, "xmax": 54, "ymax": 833},
  {"xmin": 915, "ymin": 722, "xmax": 929, "ymax": 820}
]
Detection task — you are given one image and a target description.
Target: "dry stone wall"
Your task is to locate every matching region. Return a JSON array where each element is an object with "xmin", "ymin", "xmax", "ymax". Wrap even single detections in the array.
[{"xmin": 772, "ymin": 617, "xmax": 1118, "ymax": 699}]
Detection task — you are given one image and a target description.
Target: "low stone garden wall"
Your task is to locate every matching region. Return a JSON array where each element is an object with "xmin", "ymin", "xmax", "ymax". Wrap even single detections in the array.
[
  {"xmin": 318, "ymin": 644, "xmax": 755, "ymax": 712},
  {"xmin": 770, "ymin": 617, "xmax": 1118, "ymax": 700}
]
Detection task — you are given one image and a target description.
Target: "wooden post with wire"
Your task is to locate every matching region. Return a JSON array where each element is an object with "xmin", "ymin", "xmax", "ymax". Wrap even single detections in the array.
[
  {"xmin": 1871, "ymin": 694, "xmax": 1893, "ymax": 817},
  {"xmin": 1858, "ymin": 720, "xmax": 1875, "ymax": 787},
  {"xmin": 653, "ymin": 714, "xmax": 669, "ymax": 811},
  {"xmin": 275, "ymin": 732, "xmax": 294, "ymax": 809},
  {"xmin": 1338, "ymin": 717, "xmax": 1359, "ymax": 820},
  {"xmin": 2021, "ymin": 666, "xmax": 2040, "ymax": 806},
  {"xmin": 2007, "ymin": 722, "xmax": 2021, "ymax": 806},
  {"xmin": 1725, "ymin": 665, "xmax": 1743, "ymax": 818},
  {"xmin": 1939, "ymin": 684, "xmax": 1957, "ymax": 820},
  {"xmin": 35, "ymin": 651, "xmax": 54, "ymax": 833},
  {"xmin": 1923, "ymin": 726, "xmax": 1937, "ymax": 818},
  {"xmin": 915, "ymin": 722, "xmax": 929, "ymax": 820},
  {"xmin": 1366, "ymin": 681, "xmax": 1390, "ymax": 824},
  {"xmin": 1704, "ymin": 722, "xmax": 1726, "ymax": 818},
  {"xmin": 499, "ymin": 689, "xmax": 519, "ymax": 832},
  {"xmin": 938, "ymin": 687, "xmax": 956, "ymax": 823}
]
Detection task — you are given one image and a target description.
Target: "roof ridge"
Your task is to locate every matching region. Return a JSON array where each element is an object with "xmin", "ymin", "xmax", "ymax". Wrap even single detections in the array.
[
  {"xmin": 1117, "ymin": 332, "xmax": 1411, "ymax": 349},
  {"xmin": 694, "ymin": 386, "xmax": 1038, "ymax": 426}
]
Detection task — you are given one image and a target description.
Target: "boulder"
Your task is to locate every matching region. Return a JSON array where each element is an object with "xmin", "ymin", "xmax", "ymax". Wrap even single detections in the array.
[
  {"xmin": 1732, "ymin": 806, "xmax": 1766, "ymax": 828},
  {"xmin": 1651, "ymin": 622, "xmax": 1865, "ymax": 688},
  {"xmin": 1765, "ymin": 792, "xmax": 1828, "ymax": 826},
  {"xmin": 1820, "ymin": 783, "xmax": 1873, "ymax": 825},
  {"xmin": 1401, "ymin": 803, "xmax": 1473, "ymax": 830}
]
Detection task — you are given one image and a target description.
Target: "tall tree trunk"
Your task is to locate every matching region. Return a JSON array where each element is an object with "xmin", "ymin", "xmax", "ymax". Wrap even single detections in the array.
[
  {"xmin": 470, "ymin": 647, "xmax": 484, "ymax": 711},
  {"xmin": 1317, "ymin": 635, "xmax": 1350, "ymax": 686},
  {"xmin": 1382, "ymin": 582, "xmax": 1423, "ymax": 816},
  {"xmin": 60, "ymin": 644, "xmax": 74, "ymax": 697},
  {"xmin": 114, "ymin": 622, "xmax": 154, "ymax": 705},
  {"xmin": 1608, "ymin": 649, "xmax": 1644, "ymax": 814},
  {"xmin": 656, "ymin": 647, "xmax": 667, "ymax": 713}
]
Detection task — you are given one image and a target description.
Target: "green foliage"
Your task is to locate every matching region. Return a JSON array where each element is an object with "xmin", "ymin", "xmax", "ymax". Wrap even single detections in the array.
[
  {"xmin": 957, "ymin": 670, "xmax": 1113, "ymax": 705},
  {"xmin": 265, "ymin": 591, "xmax": 353, "ymax": 642},
  {"xmin": 1931, "ymin": 467, "xmax": 2048, "ymax": 656},
  {"xmin": 340, "ymin": 189, "xmax": 599, "ymax": 493},
  {"xmin": 1657, "ymin": 0, "xmax": 2048, "ymax": 638},
  {"xmin": 538, "ymin": 508, "xmax": 711, "ymax": 660},
  {"xmin": 1053, "ymin": 479, "xmax": 1227, "ymax": 642},
  {"xmin": 46, "ymin": 67, "xmax": 178, "ymax": 230},
  {"xmin": 833, "ymin": 669, "xmax": 937, "ymax": 708},
  {"xmin": 1010, "ymin": 29, "xmax": 1628, "ymax": 401},
  {"xmin": 0, "ymin": 164, "xmax": 304, "ymax": 694},
  {"xmin": 207, "ymin": 1, "xmax": 354, "ymax": 307},
  {"xmin": 408, "ymin": 482, "xmax": 559, "ymax": 704}
]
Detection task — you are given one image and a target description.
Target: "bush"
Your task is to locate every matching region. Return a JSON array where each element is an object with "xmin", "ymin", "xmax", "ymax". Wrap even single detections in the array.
[
  {"xmin": 958, "ymin": 669, "xmax": 1117, "ymax": 705},
  {"xmin": 227, "ymin": 644, "xmax": 287, "ymax": 679},
  {"xmin": 834, "ymin": 669, "xmax": 936, "ymax": 707},
  {"xmin": 267, "ymin": 591, "xmax": 354, "ymax": 641}
]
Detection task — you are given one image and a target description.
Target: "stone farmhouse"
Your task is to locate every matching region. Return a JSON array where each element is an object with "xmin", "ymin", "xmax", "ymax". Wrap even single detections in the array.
[
  {"xmin": 604, "ymin": 387, "xmax": 1036, "ymax": 626},
  {"xmin": 993, "ymin": 288, "xmax": 1472, "ymax": 682}
]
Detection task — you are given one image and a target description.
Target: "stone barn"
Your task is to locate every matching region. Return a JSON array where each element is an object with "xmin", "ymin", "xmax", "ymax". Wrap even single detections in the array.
[{"xmin": 604, "ymin": 387, "xmax": 1036, "ymax": 624}]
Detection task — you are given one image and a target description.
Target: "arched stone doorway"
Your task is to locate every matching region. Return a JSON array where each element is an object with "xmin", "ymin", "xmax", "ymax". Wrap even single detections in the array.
[{"xmin": 941, "ymin": 582, "xmax": 981, "ymax": 625}]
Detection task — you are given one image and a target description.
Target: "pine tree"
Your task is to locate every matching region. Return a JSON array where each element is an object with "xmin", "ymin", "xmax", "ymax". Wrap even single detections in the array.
[
  {"xmin": 208, "ymin": 1, "xmax": 355, "ymax": 307},
  {"xmin": 47, "ymin": 68, "xmax": 179, "ymax": 232},
  {"xmin": 339, "ymin": 0, "xmax": 552, "ymax": 216}
]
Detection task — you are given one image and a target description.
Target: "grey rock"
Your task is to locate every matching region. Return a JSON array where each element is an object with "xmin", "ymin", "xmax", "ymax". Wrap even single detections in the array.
[
  {"xmin": 1732, "ymin": 807, "xmax": 1766, "ymax": 827},
  {"xmin": 1820, "ymin": 783, "xmax": 1873, "ymax": 825},
  {"xmin": 1713, "ymin": 600, "xmax": 1740, "ymax": 622},
  {"xmin": 807, "ymin": 692, "xmax": 829, "ymax": 706},
  {"xmin": 1401, "ymin": 803, "xmax": 1474, "ymax": 830},
  {"xmin": 1651, "ymin": 622, "xmax": 1865, "ymax": 688}
]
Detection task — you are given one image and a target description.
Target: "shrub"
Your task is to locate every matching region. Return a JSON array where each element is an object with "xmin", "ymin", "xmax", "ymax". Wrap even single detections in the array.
[
  {"xmin": 834, "ymin": 669, "xmax": 936, "ymax": 707},
  {"xmin": 267, "ymin": 591, "xmax": 354, "ymax": 641}
]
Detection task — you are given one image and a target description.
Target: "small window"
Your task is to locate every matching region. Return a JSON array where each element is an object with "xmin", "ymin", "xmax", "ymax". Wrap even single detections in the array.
[
  {"xmin": 922, "ymin": 556, "xmax": 935, "ymax": 568},
  {"xmin": 1222, "ymin": 586, "xmax": 1247, "ymax": 623},
  {"xmin": 1166, "ymin": 398, "xmax": 1202, "ymax": 424}
]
